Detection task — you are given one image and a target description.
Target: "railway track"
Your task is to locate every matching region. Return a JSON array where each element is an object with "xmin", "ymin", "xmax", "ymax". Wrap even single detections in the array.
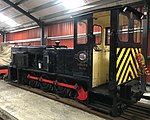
[
  {"xmin": 8, "ymin": 82, "xmax": 150, "ymax": 120},
  {"xmin": 121, "ymin": 103, "xmax": 150, "ymax": 120}
]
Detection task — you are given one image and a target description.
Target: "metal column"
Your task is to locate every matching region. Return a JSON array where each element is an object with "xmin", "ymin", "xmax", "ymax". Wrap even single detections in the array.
[
  {"xmin": 0, "ymin": 31, "xmax": 6, "ymax": 43},
  {"xmin": 40, "ymin": 23, "xmax": 46, "ymax": 45},
  {"xmin": 142, "ymin": 2, "xmax": 149, "ymax": 85}
]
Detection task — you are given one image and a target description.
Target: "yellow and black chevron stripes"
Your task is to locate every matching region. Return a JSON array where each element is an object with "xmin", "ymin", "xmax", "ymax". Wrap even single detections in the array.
[{"xmin": 116, "ymin": 48, "xmax": 141, "ymax": 85}]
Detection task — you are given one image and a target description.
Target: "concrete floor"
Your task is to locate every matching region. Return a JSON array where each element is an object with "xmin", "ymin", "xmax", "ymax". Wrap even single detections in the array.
[
  {"xmin": 0, "ymin": 80, "xmax": 150, "ymax": 120},
  {"xmin": 0, "ymin": 80, "xmax": 105, "ymax": 120}
]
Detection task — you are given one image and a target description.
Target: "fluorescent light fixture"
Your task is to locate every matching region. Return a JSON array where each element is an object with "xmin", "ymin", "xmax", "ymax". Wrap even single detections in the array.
[
  {"xmin": 59, "ymin": 0, "xmax": 85, "ymax": 9},
  {"xmin": 0, "ymin": 13, "xmax": 20, "ymax": 27}
]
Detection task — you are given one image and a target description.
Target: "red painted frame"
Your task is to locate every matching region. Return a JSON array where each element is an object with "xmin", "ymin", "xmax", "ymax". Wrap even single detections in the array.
[
  {"xmin": 27, "ymin": 74, "xmax": 88, "ymax": 101},
  {"xmin": 0, "ymin": 69, "xmax": 8, "ymax": 76}
]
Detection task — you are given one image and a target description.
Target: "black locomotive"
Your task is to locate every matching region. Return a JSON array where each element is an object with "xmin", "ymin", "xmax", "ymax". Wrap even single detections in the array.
[{"xmin": 8, "ymin": 6, "xmax": 148, "ymax": 116}]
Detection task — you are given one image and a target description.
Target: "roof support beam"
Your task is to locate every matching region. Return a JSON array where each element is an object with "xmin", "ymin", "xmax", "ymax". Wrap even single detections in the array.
[
  {"xmin": 0, "ymin": 0, "xmax": 28, "ymax": 13},
  {"xmin": 11, "ymin": 0, "xmax": 61, "ymax": 20},
  {"xmin": 2, "ymin": 0, "xmax": 45, "ymax": 45},
  {"xmin": 1, "ymin": 0, "xmax": 42, "ymax": 26}
]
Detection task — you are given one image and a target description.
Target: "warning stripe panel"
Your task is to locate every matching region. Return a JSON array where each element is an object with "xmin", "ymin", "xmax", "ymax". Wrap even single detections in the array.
[{"xmin": 116, "ymin": 48, "xmax": 141, "ymax": 85}]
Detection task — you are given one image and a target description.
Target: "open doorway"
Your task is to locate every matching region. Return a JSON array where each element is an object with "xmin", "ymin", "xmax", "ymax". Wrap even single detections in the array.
[{"xmin": 92, "ymin": 11, "xmax": 110, "ymax": 88}]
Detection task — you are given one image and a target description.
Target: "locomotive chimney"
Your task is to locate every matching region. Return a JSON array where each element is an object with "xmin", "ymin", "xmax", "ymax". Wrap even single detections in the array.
[{"xmin": 55, "ymin": 41, "xmax": 60, "ymax": 46}]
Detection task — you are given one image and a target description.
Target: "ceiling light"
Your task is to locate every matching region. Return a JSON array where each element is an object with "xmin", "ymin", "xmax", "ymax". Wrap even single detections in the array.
[
  {"xmin": 0, "ymin": 13, "xmax": 20, "ymax": 27},
  {"xmin": 59, "ymin": 0, "xmax": 85, "ymax": 9}
]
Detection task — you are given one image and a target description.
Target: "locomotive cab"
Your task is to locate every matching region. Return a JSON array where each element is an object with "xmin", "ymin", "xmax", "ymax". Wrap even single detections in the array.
[
  {"xmin": 92, "ymin": 11, "xmax": 110, "ymax": 87},
  {"xmin": 74, "ymin": 6, "xmax": 146, "ymax": 115}
]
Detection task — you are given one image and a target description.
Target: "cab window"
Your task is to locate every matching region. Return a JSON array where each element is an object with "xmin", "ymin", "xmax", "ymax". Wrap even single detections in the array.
[
  {"xmin": 93, "ymin": 25, "xmax": 101, "ymax": 45},
  {"xmin": 133, "ymin": 19, "xmax": 143, "ymax": 44},
  {"xmin": 77, "ymin": 20, "xmax": 88, "ymax": 44},
  {"xmin": 118, "ymin": 13, "xmax": 129, "ymax": 42}
]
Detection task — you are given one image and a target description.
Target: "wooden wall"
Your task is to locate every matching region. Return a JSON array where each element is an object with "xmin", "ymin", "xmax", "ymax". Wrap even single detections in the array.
[
  {"xmin": 6, "ymin": 28, "xmax": 41, "ymax": 46},
  {"xmin": 5, "ymin": 21, "xmax": 101, "ymax": 48},
  {"xmin": 46, "ymin": 21, "xmax": 74, "ymax": 47},
  {"xmin": 6, "ymin": 28, "xmax": 40, "ymax": 41}
]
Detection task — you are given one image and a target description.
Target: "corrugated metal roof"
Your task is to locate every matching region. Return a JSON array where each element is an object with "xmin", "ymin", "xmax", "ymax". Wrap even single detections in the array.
[{"xmin": 0, "ymin": 0, "xmax": 142, "ymax": 31}]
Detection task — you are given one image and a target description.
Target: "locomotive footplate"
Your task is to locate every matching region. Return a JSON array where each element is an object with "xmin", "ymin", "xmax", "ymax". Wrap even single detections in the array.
[{"xmin": 89, "ymin": 84, "xmax": 118, "ymax": 115}]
